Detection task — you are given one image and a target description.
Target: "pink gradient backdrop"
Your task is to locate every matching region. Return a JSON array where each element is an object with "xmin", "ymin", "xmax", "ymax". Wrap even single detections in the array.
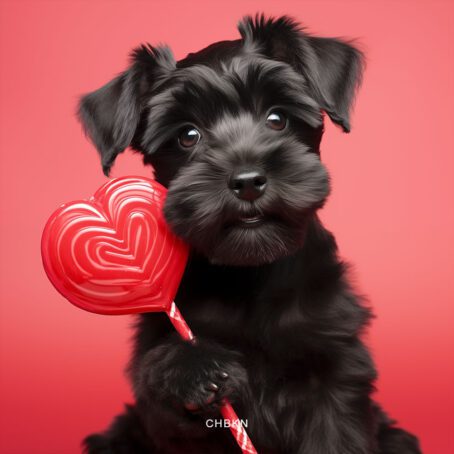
[{"xmin": 0, "ymin": 1, "xmax": 453, "ymax": 453}]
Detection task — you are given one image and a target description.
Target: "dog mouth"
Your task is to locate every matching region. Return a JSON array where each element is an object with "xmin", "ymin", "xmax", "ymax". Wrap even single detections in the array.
[
  {"xmin": 237, "ymin": 215, "xmax": 265, "ymax": 227},
  {"xmin": 226, "ymin": 213, "xmax": 282, "ymax": 229}
]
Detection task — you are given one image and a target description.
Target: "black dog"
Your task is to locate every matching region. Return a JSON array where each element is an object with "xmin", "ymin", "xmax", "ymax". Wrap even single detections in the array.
[{"xmin": 79, "ymin": 15, "xmax": 421, "ymax": 454}]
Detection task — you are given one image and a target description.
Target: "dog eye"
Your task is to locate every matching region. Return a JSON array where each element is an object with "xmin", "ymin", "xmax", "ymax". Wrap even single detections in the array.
[
  {"xmin": 178, "ymin": 127, "xmax": 201, "ymax": 148},
  {"xmin": 266, "ymin": 111, "xmax": 287, "ymax": 131}
]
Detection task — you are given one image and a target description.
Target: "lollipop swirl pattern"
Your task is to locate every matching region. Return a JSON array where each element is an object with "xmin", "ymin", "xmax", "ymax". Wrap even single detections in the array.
[{"xmin": 42, "ymin": 177, "xmax": 189, "ymax": 315}]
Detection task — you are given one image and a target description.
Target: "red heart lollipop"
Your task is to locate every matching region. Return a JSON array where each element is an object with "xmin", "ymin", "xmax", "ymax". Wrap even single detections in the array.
[
  {"xmin": 41, "ymin": 176, "xmax": 257, "ymax": 454},
  {"xmin": 41, "ymin": 176, "xmax": 189, "ymax": 316}
]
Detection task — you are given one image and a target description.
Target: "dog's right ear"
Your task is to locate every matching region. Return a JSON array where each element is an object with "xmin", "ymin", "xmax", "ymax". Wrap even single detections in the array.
[{"xmin": 78, "ymin": 45, "xmax": 175, "ymax": 175}]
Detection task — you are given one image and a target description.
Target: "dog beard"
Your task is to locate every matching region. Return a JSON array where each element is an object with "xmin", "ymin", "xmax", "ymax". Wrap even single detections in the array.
[
  {"xmin": 206, "ymin": 217, "xmax": 311, "ymax": 266},
  {"xmin": 166, "ymin": 213, "xmax": 310, "ymax": 267}
]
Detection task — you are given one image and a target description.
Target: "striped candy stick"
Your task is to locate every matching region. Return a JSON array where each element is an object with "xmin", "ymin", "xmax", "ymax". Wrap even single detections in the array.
[{"xmin": 166, "ymin": 301, "xmax": 258, "ymax": 454}]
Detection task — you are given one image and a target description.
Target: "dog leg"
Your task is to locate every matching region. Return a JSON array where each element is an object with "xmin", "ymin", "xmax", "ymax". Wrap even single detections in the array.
[
  {"xmin": 82, "ymin": 404, "xmax": 155, "ymax": 454},
  {"xmin": 135, "ymin": 336, "xmax": 249, "ymax": 415},
  {"xmin": 377, "ymin": 426, "xmax": 422, "ymax": 454},
  {"xmin": 375, "ymin": 406, "xmax": 422, "ymax": 454},
  {"xmin": 292, "ymin": 341, "xmax": 378, "ymax": 454},
  {"xmin": 122, "ymin": 336, "xmax": 249, "ymax": 452},
  {"xmin": 295, "ymin": 392, "xmax": 375, "ymax": 454}
]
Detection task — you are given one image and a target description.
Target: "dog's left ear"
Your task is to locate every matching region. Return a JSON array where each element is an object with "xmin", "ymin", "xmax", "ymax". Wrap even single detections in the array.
[
  {"xmin": 78, "ymin": 45, "xmax": 175, "ymax": 175},
  {"xmin": 238, "ymin": 15, "xmax": 365, "ymax": 132}
]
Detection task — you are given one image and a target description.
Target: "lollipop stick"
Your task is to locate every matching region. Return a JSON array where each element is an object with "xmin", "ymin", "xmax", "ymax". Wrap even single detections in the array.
[
  {"xmin": 167, "ymin": 301, "xmax": 195, "ymax": 341},
  {"xmin": 166, "ymin": 301, "xmax": 258, "ymax": 454}
]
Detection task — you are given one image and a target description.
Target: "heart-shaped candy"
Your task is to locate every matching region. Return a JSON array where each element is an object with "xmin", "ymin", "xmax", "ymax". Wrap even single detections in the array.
[
  {"xmin": 41, "ymin": 176, "xmax": 257, "ymax": 454},
  {"xmin": 41, "ymin": 177, "xmax": 189, "ymax": 315}
]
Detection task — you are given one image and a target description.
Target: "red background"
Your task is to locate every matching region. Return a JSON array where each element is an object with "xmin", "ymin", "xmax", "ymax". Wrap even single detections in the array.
[{"xmin": 1, "ymin": 1, "xmax": 453, "ymax": 453}]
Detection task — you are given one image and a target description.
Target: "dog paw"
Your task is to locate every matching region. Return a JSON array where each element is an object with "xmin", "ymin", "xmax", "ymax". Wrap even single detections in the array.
[
  {"xmin": 83, "ymin": 433, "xmax": 116, "ymax": 454},
  {"xmin": 180, "ymin": 360, "xmax": 247, "ymax": 414},
  {"xmin": 138, "ymin": 338, "xmax": 248, "ymax": 413}
]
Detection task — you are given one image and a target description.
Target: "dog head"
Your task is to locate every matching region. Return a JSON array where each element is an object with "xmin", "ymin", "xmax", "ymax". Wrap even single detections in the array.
[{"xmin": 78, "ymin": 15, "xmax": 364, "ymax": 266}]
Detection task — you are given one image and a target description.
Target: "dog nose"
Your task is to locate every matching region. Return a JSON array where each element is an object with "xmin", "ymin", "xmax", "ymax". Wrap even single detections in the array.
[{"xmin": 229, "ymin": 169, "xmax": 267, "ymax": 201}]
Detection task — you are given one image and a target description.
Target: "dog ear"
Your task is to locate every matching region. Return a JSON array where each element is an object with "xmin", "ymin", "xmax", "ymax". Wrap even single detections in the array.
[
  {"xmin": 78, "ymin": 45, "xmax": 175, "ymax": 175},
  {"xmin": 238, "ymin": 15, "xmax": 364, "ymax": 132},
  {"xmin": 304, "ymin": 36, "xmax": 364, "ymax": 132}
]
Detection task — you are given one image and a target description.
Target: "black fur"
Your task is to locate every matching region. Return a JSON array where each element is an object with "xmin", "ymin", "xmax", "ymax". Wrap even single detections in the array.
[{"xmin": 78, "ymin": 14, "xmax": 421, "ymax": 454}]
